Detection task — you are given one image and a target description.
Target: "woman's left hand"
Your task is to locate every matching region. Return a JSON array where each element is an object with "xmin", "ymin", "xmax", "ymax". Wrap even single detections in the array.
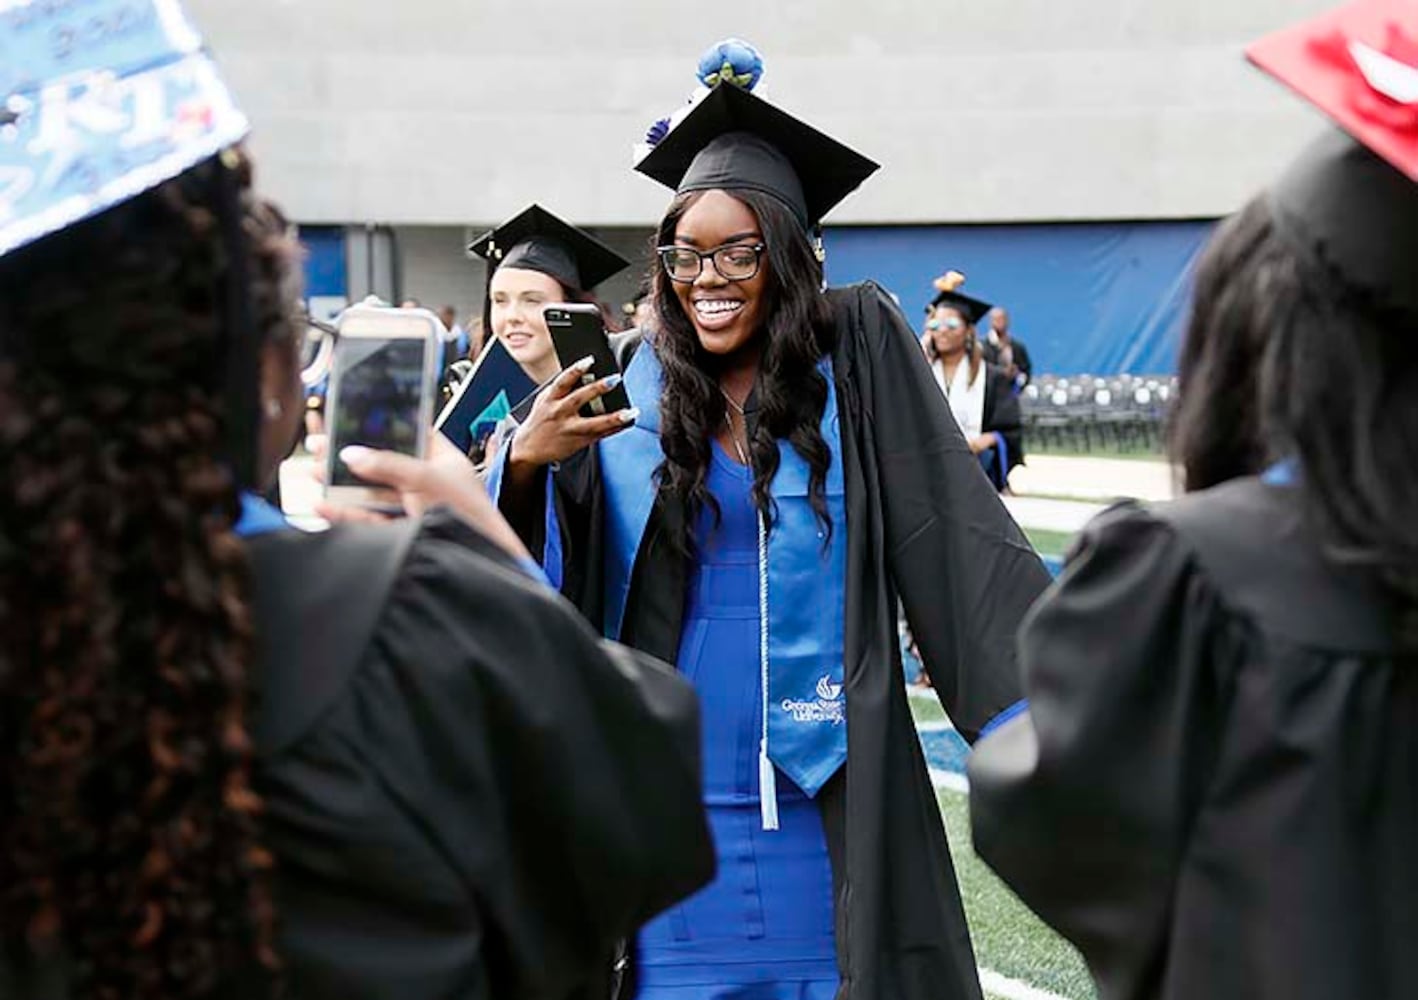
[{"xmin": 968, "ymin": 433, "xmax": 999, "ymax": 455}]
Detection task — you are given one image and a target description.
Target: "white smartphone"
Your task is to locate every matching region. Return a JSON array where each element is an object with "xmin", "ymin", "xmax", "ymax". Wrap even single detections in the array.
[{"xmin": 324, "ymin": 303, "xmax": 442, "ymax": 510}]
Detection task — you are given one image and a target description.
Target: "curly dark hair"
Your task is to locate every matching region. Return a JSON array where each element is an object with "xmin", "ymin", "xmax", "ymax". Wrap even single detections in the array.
[
  {"xmin": 650, "ymin": 189, "xmax": 836, "ymax": 552},
  {"xmin": 1173, "ymin": 192, "xmax": 1418, "ymax": 645},
  {"xmin": 0, "ymin": 152, "xmax": 297, "ymax": 998}
]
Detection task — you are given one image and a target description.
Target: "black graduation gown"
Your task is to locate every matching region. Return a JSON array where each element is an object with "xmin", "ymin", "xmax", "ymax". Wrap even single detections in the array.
[
  {"xmin": 0, "ymin": 512, "xmax": 714, "ymax": 1000},
  {"xmin": 968, "ymin": 476, "xmax": 1418, "ymax": 1000},
  {"xmin": 981, "ymin": 363, "xmax": 1024, "ymax": 477},
  {"xmin": 982, "ymin": 338, "xmax": 1032, "ymax": 388},
  {"xmin": 503, "ymin": 281, "xmax": 1052, "ymax": 1000}
]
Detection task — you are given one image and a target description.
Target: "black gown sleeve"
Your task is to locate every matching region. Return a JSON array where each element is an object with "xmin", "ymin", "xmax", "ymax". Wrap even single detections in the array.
[
  {"xmin": 967, "ymin": 502, "xmax": 1236, "ymax": 996},
  {"xmin": 1014, "ymin": 341, "xmax": 1033, "ymax": 385},
  {"xmin": 268, "ymin": 512, "xmax": 713, "ymax": 1000},
  {"xmin": 984, "ymin": 366, "xmax": 1024, "ymax": 471},
  {"xmin": 856, "ymin": 285, "xmax": 1051, "ymax": 738}
]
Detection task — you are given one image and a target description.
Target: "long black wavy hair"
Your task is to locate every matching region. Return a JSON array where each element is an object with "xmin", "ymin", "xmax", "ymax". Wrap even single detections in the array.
[
  {"xmin": 0, "ymin": 153, "xmax": 296, "ymax": 997},
  {"xmin": 1173, "ymin": 194, "xmax": 1418, "ymax": 646},
  {"xmin": 650, "ymin": 189, "xmax": 837, "ymax": 553}
]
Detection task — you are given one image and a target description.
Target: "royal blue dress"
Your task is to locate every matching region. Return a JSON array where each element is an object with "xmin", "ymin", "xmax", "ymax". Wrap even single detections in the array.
[{"xmin": 637, "ymin": 442, "xmax": 840, "ymax": 1000}]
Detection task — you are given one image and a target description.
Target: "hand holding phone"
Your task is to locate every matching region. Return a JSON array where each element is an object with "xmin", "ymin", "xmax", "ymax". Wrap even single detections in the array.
[
  {"xmin": 544, "ymin": 304, "xmax": 632, "ymax": 417},
  {"xmin": 505, "ymin": 359, "xmax": 639, "ymax": 473},
  {"xmin": 323, "ymin": 303, "xmax": 441, "ymax": 509}
]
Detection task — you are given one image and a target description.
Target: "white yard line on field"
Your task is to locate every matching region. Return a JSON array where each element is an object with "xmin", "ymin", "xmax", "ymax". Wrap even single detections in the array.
[
  {"xmin": 980, "ymin": 969, "xmax": 1072, "ymax": 1000},
  {"xmin": 930, "ymin": 768, "xmax": 969, "ymax": 794}
]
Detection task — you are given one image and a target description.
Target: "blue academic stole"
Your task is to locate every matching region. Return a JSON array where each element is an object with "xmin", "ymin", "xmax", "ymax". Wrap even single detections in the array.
[
  {"xmin": 601, "ymin": 346, "xmax": 848, "ymax": 820},
  {"xmin": 234, "ymin": 492, "xmax": 289, "ymax": 538}
]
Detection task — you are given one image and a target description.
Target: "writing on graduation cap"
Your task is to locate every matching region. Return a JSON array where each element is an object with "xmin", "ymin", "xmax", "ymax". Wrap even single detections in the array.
[
  {"xmin": 1, "ymin": 0, "xmax": 246, "ymax": 251},
  {"xmin": 5, "ymin": 0, "xmax": 155, "ymax": 58}
]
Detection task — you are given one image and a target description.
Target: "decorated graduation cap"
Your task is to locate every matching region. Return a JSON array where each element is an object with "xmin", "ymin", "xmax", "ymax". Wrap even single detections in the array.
[
  {"xmin": 1246, "ymin": 0, "xmax": 1418, "ymax": 318},
  {"xmin": 467, "ymin": 204, "xmax": 630, "ymax": 294},
  {"xmin": 1, "ymin": 0, "xmax": 263, "ymax": 485},
  {"xmin": 928, "ymin": 271, "xmax": 993, "ymax": 325},
  {"xmin": 0, "ymin": 0, "xmax": 249, "ymax": 258},
  {"xmin": 634, "ymin": 40, "xmax": 879, "ymax": 232}
]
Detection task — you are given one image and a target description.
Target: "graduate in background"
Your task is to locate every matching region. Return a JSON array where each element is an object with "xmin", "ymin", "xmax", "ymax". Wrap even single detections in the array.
[
  {"xmin": 490, "ymin": 43, "xmax": 1051, "ymax": 1000},
  {"xmin": 922, "ymin": 272, "xmax": 1025, "ymax": 491},
  {"xmin": 0, "ymin": 5, "xmax": 713, "ymax": 997},
  {"xmin": 441, "ymin": 206, "xmax": 629, "ymax": 462},
  {"xmin": 969, "ymin": 4, "xmax": 1418, "ymax": 998}
]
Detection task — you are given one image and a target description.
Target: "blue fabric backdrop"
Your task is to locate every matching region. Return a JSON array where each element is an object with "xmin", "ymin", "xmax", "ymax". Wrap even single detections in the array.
[
  {"xmin": 299, "ymin": 226, "xmax": 347, "ymax": 299},
  {"xmin": 822, "ymin": 220, "xmax": 1214, "ymax": 376}
]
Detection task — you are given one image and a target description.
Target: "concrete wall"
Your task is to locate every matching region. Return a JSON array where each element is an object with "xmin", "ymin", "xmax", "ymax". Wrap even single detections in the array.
[
  {"xmin": 391, "ymin": 224, "xmax": 655, "ymax": 332},
  {"xmin": 189, "ymin": 0, "xmax": 1335, "ymax": 227}
]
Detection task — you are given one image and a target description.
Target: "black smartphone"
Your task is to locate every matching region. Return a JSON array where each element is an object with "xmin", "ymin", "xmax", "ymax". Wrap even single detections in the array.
[{"xmin": 544, "ymin": 303, "xmax": 631, "ymax": 417}]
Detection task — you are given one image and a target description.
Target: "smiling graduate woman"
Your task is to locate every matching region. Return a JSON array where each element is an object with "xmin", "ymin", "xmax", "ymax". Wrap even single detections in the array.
[{"xmin": 489, "ymin": 51, "xmax": 1051, "ymax": 1000}]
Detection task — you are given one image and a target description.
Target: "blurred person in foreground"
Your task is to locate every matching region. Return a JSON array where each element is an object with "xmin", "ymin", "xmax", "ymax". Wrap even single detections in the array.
[
  {"xmin": 0, "ymin": 5, "xmax": 713, "ymax": 999},
  {"xmin": 981, "ymin": 306, "xmax": 1032, "ymax": 391},
  {"xmin": 969, "ymin": 3, "xmax": 1418, "ymax": 998},
  {"xmin": 923, "ymin": 273, "xmax": 1024, "ymax": 491},
  {"xmin": 490, "ymin": 40, "xmax": 1051, "ymax": 1000}
]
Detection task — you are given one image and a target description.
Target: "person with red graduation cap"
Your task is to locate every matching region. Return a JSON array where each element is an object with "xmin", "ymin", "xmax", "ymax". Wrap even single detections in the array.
[
  {"xmin": 969, "ymin": 3, "xmax": 1418, "ymax": 999},
  {"xmin": 0, "ymin": 4, "xmax": 714, "ymax": 998},
  {"xmin": 488, "ymin": 41, "xmax": 1051, "ymax": 1000},
  {"xmin": 923, "ymin": 272, "xmax": 1025, "ymax": 491}
]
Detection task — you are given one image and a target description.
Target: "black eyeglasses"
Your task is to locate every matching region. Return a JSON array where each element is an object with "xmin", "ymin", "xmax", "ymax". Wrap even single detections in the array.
[
  {"xmin": 657, "ymin": 243, "xmax": 766, "ymax": 284},
  {"xmin": 298, "ymin": 309, "xmax": 340, "ymax": 387}
]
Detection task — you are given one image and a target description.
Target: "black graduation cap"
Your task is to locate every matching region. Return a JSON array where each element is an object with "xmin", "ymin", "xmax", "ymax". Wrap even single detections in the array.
[
  {"xmin": 928, "ymin": 272, "xmax": 993, "ymax": 325},
  {"xmin": 635, "ymin": 82, "xmax": 880, "ymax": 230},
  {"xmin": 467, "ymin": 204, "xmax": 629, "ymax": 292},
  {"xmin": 1269, "ymin": 129, "xmax": 1418, "ymax": 320}
]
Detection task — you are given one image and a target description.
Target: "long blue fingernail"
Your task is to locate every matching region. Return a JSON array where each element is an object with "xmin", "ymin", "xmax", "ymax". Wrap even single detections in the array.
[{"xmin": 604, "ymin": 373, "xmax": 623, "ymax": 389}]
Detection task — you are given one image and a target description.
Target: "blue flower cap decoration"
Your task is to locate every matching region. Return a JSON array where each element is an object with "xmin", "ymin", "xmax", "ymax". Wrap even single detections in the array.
[
  {"xmin": 640, "ymin": 38, "xmax": 765, "ymax": 156},
  {"xmin": 696, "ymin": 38, "xmax": 764, "ymax": 92},
  {"xmin": 0, "ymin": 0, "xmax": 248, "ymax": 259},
  {"xmin": 645, "ymin": 116, "xmax": 672, "ymax": 147}
]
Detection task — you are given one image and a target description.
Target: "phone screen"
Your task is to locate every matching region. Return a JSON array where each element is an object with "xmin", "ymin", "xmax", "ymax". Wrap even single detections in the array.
[{"xmin": 329, "ymin": 337, "xmax": 428, "ymax": 486}]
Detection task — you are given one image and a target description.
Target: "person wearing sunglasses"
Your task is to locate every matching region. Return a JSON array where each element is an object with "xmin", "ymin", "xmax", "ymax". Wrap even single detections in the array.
[
  {"xmin": 489, "ymin": 52, "xmax": 1050, "ymax": 1000},
  {"xmin": 921, "ymin": 274, "xmax": 1024, "ymax": 492}
]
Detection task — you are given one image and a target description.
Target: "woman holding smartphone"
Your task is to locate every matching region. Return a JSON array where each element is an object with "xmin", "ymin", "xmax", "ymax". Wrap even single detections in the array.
[
  {"xmin": 0, "ymin": 7, "xmax": 712, "ymax": 998},
  {"xmin": 490, "ymin": 68, "xmax": 1050, "ymax": 1000}
]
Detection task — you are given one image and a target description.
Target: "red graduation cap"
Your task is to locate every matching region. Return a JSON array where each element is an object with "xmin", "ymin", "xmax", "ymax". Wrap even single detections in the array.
[{"xmin": 1247, "ymin": 0, "xmax": 1418, "ymax": 180}]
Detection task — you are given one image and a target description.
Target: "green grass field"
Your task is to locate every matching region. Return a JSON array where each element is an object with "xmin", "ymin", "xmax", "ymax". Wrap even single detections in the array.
[
  {"xmin": 1022, "ymin": 527, "xmax": 1075, "ymax": 558},
  {"xmin": 913, "ymin": 695, "xmax": 1097, "ymax": 1000},
  {"xmin": 938, "ymin": 789, "xmax": 1096, "ymax": 999}
]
